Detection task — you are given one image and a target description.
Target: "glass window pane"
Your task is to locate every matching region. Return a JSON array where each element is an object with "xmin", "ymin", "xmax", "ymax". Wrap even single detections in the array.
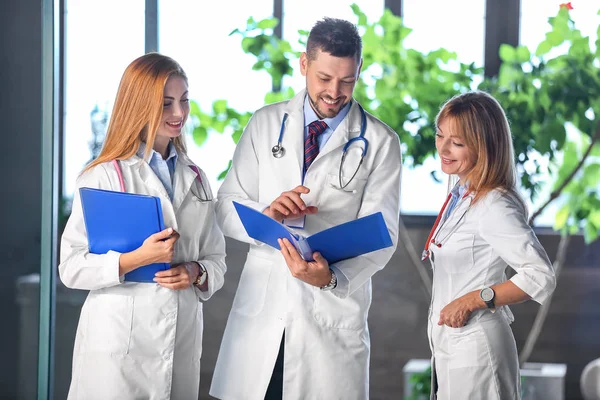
[
  {"xmin": 63, "ymin": 1, "xmax": 145, "ymax": 198},
  {"xmin": 400, "ymin": 0, "xmax": 485, "ymax": 215},
  {"xmin": 58, "ymin": 1, "xmax": 145, "ymax": 399},
  {"xmin": 403, "ymin": 0, "xmax": 485, "ymax": 66},
  {"xmin": 159, "ymin": 0, "xmax": 273, "ymax": 193}
]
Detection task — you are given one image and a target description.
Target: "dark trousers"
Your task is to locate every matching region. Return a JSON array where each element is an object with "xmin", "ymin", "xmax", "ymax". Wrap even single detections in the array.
[{"xmin": 264, "ymin": 333, "xmax": 284, "ymax": 400}]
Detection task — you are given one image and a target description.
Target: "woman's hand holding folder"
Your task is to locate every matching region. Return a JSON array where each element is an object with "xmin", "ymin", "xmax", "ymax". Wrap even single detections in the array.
[{"xmin": 118, "ymin": 228, "xmax": 180, "ymax": 275}]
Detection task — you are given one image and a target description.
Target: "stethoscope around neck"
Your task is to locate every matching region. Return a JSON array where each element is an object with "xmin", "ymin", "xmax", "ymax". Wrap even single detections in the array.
[
  {"xmin": 421, "ymin": 190, "xmax": 471, "ymax": 261},
  {"xmin": 271, "ymin": 104, "xmax": 369, "ymax": 190}
]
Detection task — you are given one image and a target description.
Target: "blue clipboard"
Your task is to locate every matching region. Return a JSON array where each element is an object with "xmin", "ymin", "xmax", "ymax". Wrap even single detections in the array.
[
  {"xmin": 233, "ymin": 201, "xmax": 393, "ymax": 264},
  {"xmin": 79, "ymin": 187, "xmax": 170, "ymax": 282}
]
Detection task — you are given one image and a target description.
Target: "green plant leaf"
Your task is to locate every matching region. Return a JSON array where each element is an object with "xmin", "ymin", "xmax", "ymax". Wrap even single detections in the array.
[
  {"xmin": 535, "ymin": 40, "xmax": 553, "ymax": 57},
  {"xmin": 499, "ymin": 44, "xmax": 517, "ymax": 63},
  {"xmin": 582, "ymin": 163, "xmax": 600, "ymax": 186},
  {"xmin": 212, "ymin": 99, "xmax": 228, "ymax": 114},
  {"xmin": 231, "ymin": 128, "xmax": 243, "ymax": 144},
  {"xmin": 217, "ymin": 160, "xmax": 233, "ymax": 180},
  {"xmin": 547, "ymin": 30, "xmax": 565, "ymax": 46},
  {"xmin": 257, "ymin": 17, "xmax": 279, "ymax": 30},
  {"xmin": 198, "ymin": 112, "xmax": 213, "ymax": 127},
  {"xmin": 589, "ymin": 210, "xmax": 600, "ymax": 227},
  {"xmin": 192, "ymin": 126, "xmax": 208, "ymax": 147},
  {"xmin": 190, "ymin": 100, "xmax": 201, "ymax": 116},
  {"xmin": 583, "ymin": 220, "xmax": 599, "ymax": 243},
  {"xmin": 516, "ymin": 46, "xmax": 531, "ymax": 63},
  {"xmin": 554, "ymin": 205, "xmax": 570, "ymax": 230}
]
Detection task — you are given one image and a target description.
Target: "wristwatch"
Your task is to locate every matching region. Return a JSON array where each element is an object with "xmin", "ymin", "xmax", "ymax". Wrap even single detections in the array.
[
  {"xmin": 320, "ymin": 269, "xmax": 337, "ymax": 291},
  {"xmin": 193, "ymin": 263, "xmax": 208, "ymax": 287},
  {"xmin": 479, "ymin": 287, "xmax": 496, "ymax": 312}
]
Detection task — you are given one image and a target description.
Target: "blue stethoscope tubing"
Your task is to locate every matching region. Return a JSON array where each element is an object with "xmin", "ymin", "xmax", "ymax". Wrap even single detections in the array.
[{"xmin": 271, "ymin": 103, "xmax": 369, "ymax": 189}]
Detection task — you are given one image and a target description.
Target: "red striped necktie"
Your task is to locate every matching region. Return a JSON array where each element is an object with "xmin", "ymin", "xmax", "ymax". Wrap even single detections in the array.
[{"xmin": 304, "ymin": 120, "xmax": 328, "ymax": 172}]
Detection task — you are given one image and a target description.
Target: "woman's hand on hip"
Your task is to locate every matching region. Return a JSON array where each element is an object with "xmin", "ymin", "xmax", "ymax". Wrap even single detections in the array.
[
  {"xmin": 438, "ymin": 292, "xmax": 479, "ymax": 328},
  {"xmin": 154, "ymin": 261, "xmax": 199, "ymax": 290}
]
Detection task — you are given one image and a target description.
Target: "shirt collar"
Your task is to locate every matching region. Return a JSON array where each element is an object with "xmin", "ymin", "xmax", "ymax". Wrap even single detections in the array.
[
  {"xmin": 303, "ymin": 94, "xmax": 352, "ymax": 132},
  {"xmin": 137, "ymin": 140, "xmax": 178, "ymax": 164},
  {"xmin": 450, "ymin": 181, "xmax": 469, "ymax": 199}
]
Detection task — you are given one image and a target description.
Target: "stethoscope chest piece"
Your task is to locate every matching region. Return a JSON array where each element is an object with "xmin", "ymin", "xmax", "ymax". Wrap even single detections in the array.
[
  {"xmin": 272, "ymin": 144, "xmax": 285, "ymax": 158},
  {"xmin": 271, "ymin": 105, "xmax": 369, "ymax": 189}
]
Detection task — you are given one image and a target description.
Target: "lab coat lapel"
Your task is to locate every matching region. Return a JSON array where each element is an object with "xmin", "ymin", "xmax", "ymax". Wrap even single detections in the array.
[
  {"xmin": 430, "ymin": 197, "xmax": 450, "ymax": 245},
  {"xmin": 313, "ymin": 100, "xmax": 362, "ymax": 163},
  {"xmin": 131, "ymin": 159, "xmax": 178, "ymax": 230},
  {"xmin": 172, "ymin": 156, "xmax": 197, "ymax": 214},
  {"xmin": 281, "ymin": 90, "xmax": 308, "ymax": 182},
  {"xmin": 435, "ymin": 194, "xmax": 473, "ymax": 242}
]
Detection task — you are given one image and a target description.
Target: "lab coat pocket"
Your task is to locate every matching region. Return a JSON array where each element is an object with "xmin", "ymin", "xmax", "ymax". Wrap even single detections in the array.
[
  {"xmin": 318, "ymin": 173, "xmax": 367, "ymax": 225},
  {"xmin": 446, "ymin": 326, "xmax": 495, "ymax": 398},
  {"xmin": 231, "ymin": 253, "xmax": 273, "ymax": 317},
  {"xmin": 447, "ymin": 326, "xmax": 488, "ymax": 369},
  {"xmin": 312, "ymin": 283, "xmax": 368, "ymax": 331},
  {"xmin": 445, "ymin": 233, "xmax": 475, "ymax": 274},
  {"xmin": 84, "ymin": 293, "xmax": 134, "ymax": 356}
]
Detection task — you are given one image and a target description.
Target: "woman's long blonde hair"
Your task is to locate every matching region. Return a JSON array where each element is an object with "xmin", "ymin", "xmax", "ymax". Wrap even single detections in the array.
[
  {"xmin": 435, "ymin": 91, "xmax": 523, "ymax": 206},
  {"xmin": 83, "ymin": 53, "xmax": 188, "ymax": 173}
]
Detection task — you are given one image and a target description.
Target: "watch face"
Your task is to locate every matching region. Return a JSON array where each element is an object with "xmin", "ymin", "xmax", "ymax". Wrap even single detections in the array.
[{"xmin": 481, "ymin": 287, "xmax": 494, "ymax": 302}]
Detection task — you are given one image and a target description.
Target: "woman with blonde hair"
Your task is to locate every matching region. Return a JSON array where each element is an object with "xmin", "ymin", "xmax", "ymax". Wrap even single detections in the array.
[
  {"xmin": 59, "ymin": 53, "xmax": 226, "ymax": 399},
  {"xmin": 423, "ymin": 91, "xmax": 556, "ymax": 399}
]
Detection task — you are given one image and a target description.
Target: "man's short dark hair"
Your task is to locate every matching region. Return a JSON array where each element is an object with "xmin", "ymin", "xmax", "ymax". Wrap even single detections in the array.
[{"xmin": 306, "ymin": 17, "xmax": 362, "ymax": 62}]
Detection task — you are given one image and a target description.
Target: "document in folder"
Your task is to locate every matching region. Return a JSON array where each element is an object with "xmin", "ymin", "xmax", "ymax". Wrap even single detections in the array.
[
  {"xmin": 232, "ymin": 201, "xmax": 393, "ymax": 264},
  {"xmin": 79, "ymin": 187, "xmax": 170, "ymax": 282}
]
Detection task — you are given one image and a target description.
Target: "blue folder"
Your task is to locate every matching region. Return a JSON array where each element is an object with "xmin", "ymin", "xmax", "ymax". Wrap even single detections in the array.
[
  {"xmin": 79, "ymin": 187, "xmax": 170, "ymax": 282},
  {"xmin": 233, "ymin": 201, "xmax": 393, "ymax": 264}
]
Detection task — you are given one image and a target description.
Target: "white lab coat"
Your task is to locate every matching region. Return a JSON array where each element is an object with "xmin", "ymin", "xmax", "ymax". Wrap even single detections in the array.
[
  {"xmin": 210, "ymin": 89, "xmax": 402, "ymax": 400},
  {"xmin": 427, "ymin": 188, "xmax": 556, "ymax": 400},
  {"xmin": 59, "ymin": 153, "xmax": 227, "ymax": 400}
]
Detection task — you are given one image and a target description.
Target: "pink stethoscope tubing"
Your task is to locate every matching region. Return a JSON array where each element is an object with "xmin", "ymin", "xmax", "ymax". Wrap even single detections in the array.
[{"xmin": 421, "ymin": 191, "xmax": 470, "ymax": 261}]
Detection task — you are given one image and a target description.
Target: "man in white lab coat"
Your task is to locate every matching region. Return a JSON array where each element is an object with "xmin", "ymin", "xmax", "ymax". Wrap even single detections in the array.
[{"xmin": 210, "ymin": 17, "xmax": 402, "ymax": 400}]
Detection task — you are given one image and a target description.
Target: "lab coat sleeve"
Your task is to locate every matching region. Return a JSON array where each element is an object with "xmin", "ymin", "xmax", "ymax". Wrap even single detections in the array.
[
  {"xmin": 215, "ymin": 113, "xmax": 269, "ymax": 245},
  {"xmin": 330, "ymin": 126, "xmax": 402, "ymax": 299},
  {"xmin": 193, "ymin": 169, "xmax": 227, "ymax": 301},
  {"xmin": 59, "ymin": 166, "xmax": 124, "ymax": 290},
  {"xmin": 478, "ymin": 192, "xmax": 556, "ymax": 304}
]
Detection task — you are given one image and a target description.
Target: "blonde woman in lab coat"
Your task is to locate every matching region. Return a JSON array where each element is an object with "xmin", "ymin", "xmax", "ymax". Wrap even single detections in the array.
[
  {"xmin": 425, "ymin": 91, "xmax": 556, "ymax": 399},
  {"xmin": 59, "ymin": 53, "xmax": 226, "ymax": 400}
]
